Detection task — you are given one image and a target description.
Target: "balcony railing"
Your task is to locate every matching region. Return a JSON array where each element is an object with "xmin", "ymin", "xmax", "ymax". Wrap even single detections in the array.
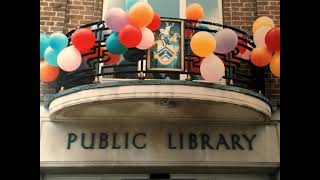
[{"xmin": 52, "ymin": 17, "xmax": 265, "ymax": 95}]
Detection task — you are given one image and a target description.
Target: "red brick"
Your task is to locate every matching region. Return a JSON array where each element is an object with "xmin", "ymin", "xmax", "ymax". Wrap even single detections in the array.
[
  {"xmin": 68, "ymin": 5, "xmax": 85, "ymax": 10},
  {"xmin": 70, "ymin": 9, "xmax": 80, "ymax": 14},
  {"xmin": 50, "ymin": 17, "xmax": 65, "ymax": 21},
  {"xmin": 67, "ymin": 14, "xmax": 84, "ymax": 19},
  {"xmin": 41, "ymin": 11, "xmax": 56, "ymax": 16},
  {"xmin": 43, "ymin": 7, "xmax": 53, "ymax": 11}
]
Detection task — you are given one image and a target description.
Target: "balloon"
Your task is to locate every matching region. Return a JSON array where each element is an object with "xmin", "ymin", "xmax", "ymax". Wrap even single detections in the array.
[
  {"xmin": 57, "ymin": 45, "xmax": 82, "ymax": 72},
  {"xmin": 265, "ymin": 27, "xmax": 280, "ymax": 51},
  {"xmin": 40, "ymin": 61, "xmax": 60, "ymax": 82},
  {"xmin": 71, "ymin": 28, "xmax": 96, "ymax": 52},
  {"xmin": 136, "ymin": 27, "xmax": 155, "ymax": 50},
  {"xmin": 252, "ymin": 16, "xmax": 275, "ymax": 33},
  {"xmin": 49, "ymin": 32, "xmax": 68, "ymax": 52},
  {"xmin": 186, "ymin": 3, "xmax": 204, "ymax": 20},
  {"xmin": 40, "ymin": 33, "xmax": 50, "ymax": 58},
  {"xmin": 128, "ymin": 2, "xmax": 154, "ymax": 28},
  {"xmin": 250, "ymin": 47, "xmax": 272, "ymax": 67},
  {"xmin": 105, "ymin": 8, "xmax": 129, "ymax": 32},
  {"xmin": 253, "ymin": 26, "xmax": 271, "ymax": 47},
  {"xmin": 197, "ymin": 25, "xmax": 209, "ymax": 30},
  {"xmin": 270, "ymin": 51, "xmax": 280, "ymax": 78},
  {"xmin": 125, "ymin": 0, "xmax": 143, "ymax": 11},
  {"xmin": 190, "ymin": 31, "xmax": 216, "ymax": 57},
  {"xmin": 146, "ymin": 13, "xmax": 161, "ymax": 31},
  {"xmin": 44, "ymin": 47, "xmax": 59, "ymax": 66},
  {"xmin": 214, "ymin": 29, "xmax": 238, "ymax": 54},
  {"xmin": 106, "ymin": 32, "xmax": 128, "ymax": 55},
  {"xmin": 104, "ymin": 52, "xmax": 122, "ymax": 65},
  {"xmin": 119, "ymin": 25, "xmax": 142, "ymax": 48},
  {"xmin": 200, "ymin": 54, "xmax": 225, "ymax": 83}
]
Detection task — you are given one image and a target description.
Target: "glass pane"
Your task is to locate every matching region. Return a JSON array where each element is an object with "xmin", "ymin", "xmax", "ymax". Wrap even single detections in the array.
[
  {"xmin": 105, "ymin": 0, "xmax": 126, "ymax": 10},
  {"xmin": 186, "ymin": 0, "xmax": 222, "ymax": 23},
  {"xmin": 149, "ymin": 0, "xmax": 180, "ymax": 18}
]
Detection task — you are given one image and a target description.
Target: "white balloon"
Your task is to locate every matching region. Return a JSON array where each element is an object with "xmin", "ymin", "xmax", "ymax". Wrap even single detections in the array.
[
  {"xmin": 200, "ymin": 54, "xmax": 225, "ymax": 83},
  {"xmin": 253, "ymin": 26, "xmax": 271, "ymax": 47},
  {"xmin": 136, "ymin": 27, "xmax": 154, "ymax": 50},
  {"xmin": 57, "ymin": 45, "xmax": 82, "ymax": 72},
  {"xmin": 215, "ymin": 29, "xmax": 238, "ymax": 54}
]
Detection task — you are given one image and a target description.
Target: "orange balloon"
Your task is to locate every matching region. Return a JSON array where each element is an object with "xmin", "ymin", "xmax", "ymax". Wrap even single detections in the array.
[
  {"xmin": 251, "ymin": 47, "xmax": 272, "ymax": 67},
  {"xmin": 252, "ymin": 16, "xmax": 275, "ymax": 33},
  {"xmin": 270, "ymin": 51, "xmax": 280, "ymax": 78},
  {"xmin": 40, "ymin": 61, "xmax": 60, "ymax": 82},
  {"xmin": 186, "ymin": 3, "xmax": 204, "ymax": 20},
  {"xmin": 190, "ymin": 31, "xmax": 216, "ymax": 57},
  {"xmin": 128, "ymin": 2, "xmax": 154, "ymax": 28}
]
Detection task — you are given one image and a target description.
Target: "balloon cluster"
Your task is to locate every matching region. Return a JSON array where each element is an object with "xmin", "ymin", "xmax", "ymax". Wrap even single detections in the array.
[
  {"xmin": 104, "ymin": 0, "xmax": 160, "ymax": 55},
  {"xmin": 187, "ymin": 3, "xmax": 238, "ymax": 83},
  {"xmin": 40, "ymin": 2, "xmax": 280, "ymax": 84},
  {"xmin": 40, "ymin": 28, "xmax": 98, "ymax": 82},
  {"xmin": 187, "ymin": 3, "xmax": 280, "ymax": 82},
  {"xmin": 40, "ymin": 0, "xmax": 160, "ymax": 83},
  {"xmin": 251, "ymin": 16, "xmax": 280, "ymax": 78}
]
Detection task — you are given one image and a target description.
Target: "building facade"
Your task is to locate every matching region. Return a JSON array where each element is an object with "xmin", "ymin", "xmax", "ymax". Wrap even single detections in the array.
[{"xmin": 40, "ymin": 0, "xmax": 280, "ymax": 180}]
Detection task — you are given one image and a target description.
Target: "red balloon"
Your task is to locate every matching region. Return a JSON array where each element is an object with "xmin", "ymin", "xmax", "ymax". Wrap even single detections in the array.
[
  {"xmin": 119, "ymin": 25, "xmax": 142, "ymax": 48},
  {"xmin": 71, "ymin": 28, "xmax": 96, "ymax": 52},
  {"xmin": 146, "ymin": 13, "xmax": 161, "ymax": 31},
  {"xmin": 103, "ymin": 52, "xmax": 121, "ymax": 65},
  {"xmin": 265, "ymin": 27, "xmax": 280, "ymax": 51}
]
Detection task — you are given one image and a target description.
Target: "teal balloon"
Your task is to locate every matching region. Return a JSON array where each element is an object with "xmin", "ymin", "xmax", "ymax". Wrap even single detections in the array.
[
  {"xmin": 125, "ymin": 0, "xmax": 142, "ymax": 11},
  {"xmin": 40, "ymin": 33, "xmax": 50, "ymax": 58},
  {"xmin": 197, "ymin": 25, "xmax": 209, "ymax": 30},
  {"xmin": 106, "ymin": 32, "xmax": 128, "ymax": 55},
  {"xmin": 44, "ymin": 47, "xmax": 59, "ymax": 66},
  {"xmin": 49, "ymin": 32, "xmax": 68, "ymax": 52}
]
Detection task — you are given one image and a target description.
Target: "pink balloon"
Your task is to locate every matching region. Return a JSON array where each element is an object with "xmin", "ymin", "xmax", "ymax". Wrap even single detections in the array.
[
  {"xmin": 200, "ymin": 54, "xmax": 225, "ymax": 83},
  {"xmin": 105, "ymin": 8, "xmax": 129, "ymax": 32},
  {"xmin": 136, "ymin": 27, "xmax": 154, "ymax": 50},
  {"xmin": 253, "ymin": 26, "xmax": 271, "ymax": 47},
  {"xmin": 215, "ymin": 29, "xmax": 238, "ymax": 54},
  {"xmin": 57, "ymin": 45, "xmax": 82, "ymax": 72}
]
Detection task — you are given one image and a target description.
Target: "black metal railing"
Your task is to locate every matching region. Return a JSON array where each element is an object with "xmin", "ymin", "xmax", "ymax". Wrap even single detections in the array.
[{"xmin": 53, "ymin": 17, "xmax": 265, "ymax": 94}]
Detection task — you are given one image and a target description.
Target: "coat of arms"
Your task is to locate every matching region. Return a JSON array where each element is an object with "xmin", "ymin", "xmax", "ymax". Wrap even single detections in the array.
[{"xmin": 147, "ymin": 19, "xmax": 184, "ymax": 71}]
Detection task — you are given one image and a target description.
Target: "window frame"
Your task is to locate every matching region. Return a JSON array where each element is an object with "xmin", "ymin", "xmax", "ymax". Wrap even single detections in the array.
[{"xmin": 102, "ymin": 0, "xmax": 223, "ymax": 24}]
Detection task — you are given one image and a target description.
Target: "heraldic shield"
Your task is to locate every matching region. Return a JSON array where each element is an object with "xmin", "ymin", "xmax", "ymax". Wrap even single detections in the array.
[{"xmin": 147, "ymin": 19, "xmax": 184, "ymax": 72}]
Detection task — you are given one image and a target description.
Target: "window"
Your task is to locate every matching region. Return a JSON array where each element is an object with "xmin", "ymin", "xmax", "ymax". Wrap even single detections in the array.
[
  {"xmin": 186, "ymin": 0, "xmax": 223, "ymax": 23},
  {"xmin": 148, "ymin": 0, "xmax": 181, "ymax": 18},
  {"xmin": 102, "ymin": 0, "xmax": 223, "ymax": 23}
]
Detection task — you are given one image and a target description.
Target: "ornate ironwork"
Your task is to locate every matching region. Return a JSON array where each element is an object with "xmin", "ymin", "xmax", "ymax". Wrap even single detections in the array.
[{"xmin": 53, "ymin": 17, "xmax": 265, "ymax": 94}]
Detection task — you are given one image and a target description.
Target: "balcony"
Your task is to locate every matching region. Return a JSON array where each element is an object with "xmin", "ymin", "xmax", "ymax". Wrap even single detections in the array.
[{"xmin": 43, "ymin": 18, "xmax": 271, "ymax": 123}]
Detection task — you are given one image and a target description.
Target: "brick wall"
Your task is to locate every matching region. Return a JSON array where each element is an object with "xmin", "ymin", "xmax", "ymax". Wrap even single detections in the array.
[
  {"xmin": 40, "ymin": 0, "xmax": 280, "ymax": 107},
  {"xmin": 40, "ymin": 0, "xmax": 103, "ymax": 34},
  {"xmin": 223, "ymin": 0, "xmax": 280, "ymax": 107}
]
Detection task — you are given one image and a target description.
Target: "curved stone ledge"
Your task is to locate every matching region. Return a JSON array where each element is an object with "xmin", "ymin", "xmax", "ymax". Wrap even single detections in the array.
[{"xmin": 46, "ymin": 80, "xmax": 271, "ymax": 122}]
